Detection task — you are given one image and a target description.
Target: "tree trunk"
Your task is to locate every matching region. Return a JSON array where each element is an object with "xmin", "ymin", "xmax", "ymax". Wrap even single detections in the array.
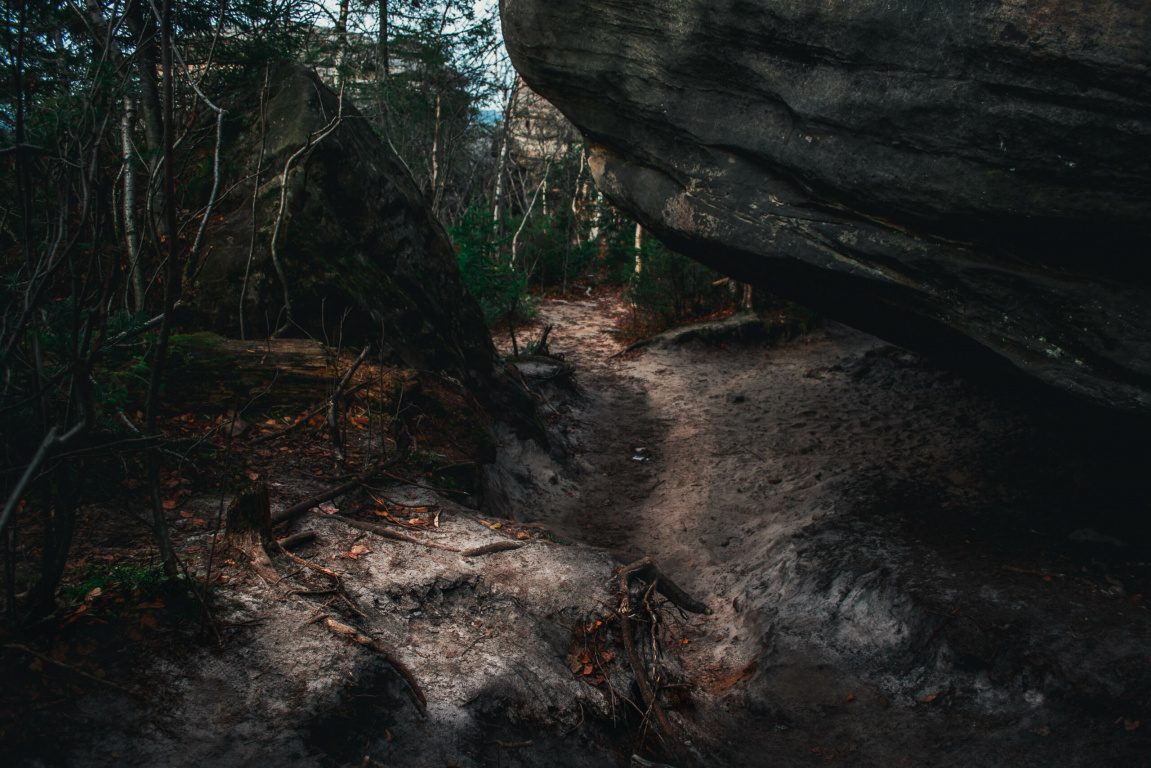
[
  {"xmin": 379, "ymin": 0, "xmax": 389, "ymax": 81},
  {"xmin": 224, "ymin": 483, "xmax": 279, "ymax": 584},
  {"xmin": 430, "ymin": 90, "xmax": 442, "ymax": 209},
  {"xmin": 121, "ymin": 97, "xmax": 145, "ymax": 312},
  {"xmin": 336, "ymin": 0, "xmax": 350, "ymax": 86},
  {"xmin": 493, "ymin": 76, "xmax": 521, "ymax": 227},
  {"xmin": 634, "ymin": 222, "xmax": 644, "ymax": 273},
  {"xmin": 125, "ymin": 0, "xmax": 166, "ymax": 234},
  {"xmin": 145, "ymin": 0, "xmax": 179, "ymax": 580}
]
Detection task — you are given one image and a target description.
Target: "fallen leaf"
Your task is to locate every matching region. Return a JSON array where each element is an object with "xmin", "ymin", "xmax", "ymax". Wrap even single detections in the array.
[
  {"xmin": 180, "ymin": 511, "xmax": 194, "ymax": 518},
  {"xmin": 162, "ymin": 500, "xmax": 177, "ymax": 510},
  {"xmin": 846, "ymin": 694, "xmax": 856, "ymax": 702},
  {"xmin": 349, "ymin": 544, "xmax": 371, "ymax": 557},
  {"xmin": 922, "ymin": 694, "xmax": 937, "ymax": 703},
  {"xmin": 516, "ymin": 531, "xmax": 530, "ymax": 540},
  {"xmin": 1125, "ymin": 719, "xmax": 1140, "ymax": 731},
  {"xmin": 583, "ymin": 665, "xmax": 593, "ymax": 675},
  {"xmin": 491, "ymin": 522, "xmax": 502, "ymax": 529},
  {"xmin": 681, "ymin": 638, "xmax": 691, "ymax": 645},
  {"xmin": 247, "ymin": 472, "xmax": 259, "ymax": 481},
  {"xmin": 140, "ymin": 614, "xmax": 158, "ymax": 630}
]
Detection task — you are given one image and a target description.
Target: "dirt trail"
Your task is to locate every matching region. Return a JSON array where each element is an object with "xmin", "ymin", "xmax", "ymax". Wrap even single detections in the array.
[{"xmin": 522, "ymin": 292, "xmax": 1151, "ymax": 767}]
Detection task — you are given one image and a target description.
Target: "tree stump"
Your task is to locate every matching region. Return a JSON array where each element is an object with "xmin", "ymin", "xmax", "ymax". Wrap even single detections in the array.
[{"xmin": 224, "ymin": 483, "xmax": 279, "ymax": 584}]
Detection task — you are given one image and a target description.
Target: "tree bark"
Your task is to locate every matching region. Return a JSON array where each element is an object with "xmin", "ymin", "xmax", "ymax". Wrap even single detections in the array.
[
  {"xmin": 225, "ymin": 483, "xmax": 279, "ymax": 584},
  {"xmin": 336, "ymin": 0, "xmax": 350, "ymax": 86},
  {"xmin": 145, "ymin": 0, "xmax": 179, "ymax": 579},
  {"xmin": 125, "ymin": 0, "xmax": 166, "ymax": 233},
  {"xmin": 121, "ymin": 97, "xmax": 145, "ymax": 312},
  {"xmin": 634, "ymin": 222, "xmax": 644, "ymax": 273}
]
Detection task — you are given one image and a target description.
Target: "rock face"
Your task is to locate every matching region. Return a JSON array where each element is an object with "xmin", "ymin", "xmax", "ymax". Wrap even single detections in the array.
[
  {"xmin": 501, "ymin": 0, "xmax": 1151, "ymax": 412},
  {"xmin": 182, "ymin": 60, "xmax": 497, "ymax": 399}
]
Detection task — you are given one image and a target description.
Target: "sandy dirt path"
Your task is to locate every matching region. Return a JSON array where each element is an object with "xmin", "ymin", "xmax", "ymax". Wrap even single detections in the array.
[{"xmin": 522, "ymin": 292, "xmax": 1150, "ymax": 767}]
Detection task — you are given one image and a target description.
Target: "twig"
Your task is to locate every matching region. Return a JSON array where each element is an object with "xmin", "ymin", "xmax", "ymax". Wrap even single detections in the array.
[
  {"xmin": 0, "ymin": 421, "xmax": 87, "ymax": 539},
  {"xmin": 619, "ymin": 557, "xmax": 711, "ymax": 616},
  {"xmin": 377, "ymin": 470, "xmax": 470, "ymax": 496},
  {"xmin": 271, "ymin": 449, "xmax": 409, "ymax": 525},
  {"xmin": 253, "ymin": 380, "xmax": 373, "ymax": 445},
  {"xmin": 271, "ymin": 87, "xmax": 345, "ymax": 337},
  {"xmin": 328, "ymin": 345, "xmax": 373, "ymax": 467},
  {"xmin": 3, "ymin": 644, "xmax": 142, "ymax": 697},
  {"xmin": 609, "ymin": 337, "xmax": 652, "ymax": 359}
]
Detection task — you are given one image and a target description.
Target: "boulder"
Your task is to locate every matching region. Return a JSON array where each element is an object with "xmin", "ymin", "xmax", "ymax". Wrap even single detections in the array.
[
  {"xmin": 502, "ymin": 0, "xmax": 1151, "ymax": 412},
  {"xmin": 182, "ymin": 60, "xmax": 497, "ymax": 401}
]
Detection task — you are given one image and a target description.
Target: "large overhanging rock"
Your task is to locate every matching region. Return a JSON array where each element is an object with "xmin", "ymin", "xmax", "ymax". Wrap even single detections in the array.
[{"xmin": 501, "ymin": 0, "xmax": 1151, "ymax": 412}]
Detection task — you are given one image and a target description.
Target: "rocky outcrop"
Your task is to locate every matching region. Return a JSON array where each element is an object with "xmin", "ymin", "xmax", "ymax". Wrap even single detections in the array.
[
  {"xmin": 182, "ymin": 61, "xmax": 494, "ymax": 398},
  {"xmin": 502, "ymin": 0, "xmax": 1151, "ymax": 412}
]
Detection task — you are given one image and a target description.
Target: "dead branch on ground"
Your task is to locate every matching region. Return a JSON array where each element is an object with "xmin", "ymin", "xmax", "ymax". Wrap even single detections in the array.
[
  {"xmin": 328, "ymin": 344, "xmax": 373, "ymax": 469},
  {"xmin": 271, "ymin": 448, "xmax": 410, "ymax": 526}
]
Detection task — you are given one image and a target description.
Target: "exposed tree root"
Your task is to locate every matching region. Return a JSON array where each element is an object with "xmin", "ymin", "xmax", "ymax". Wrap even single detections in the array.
[
  {"xmin": 321, "ymin": 616, "xmax": 427, "ymax": 716},
  {"xmin": 617, "ymin": 557, "xmax": 710, "ymax": 767},
  {"xmin": 462, "ymin": 541, "xmax": 523, "ymax": 558},
  {"xmin": 325, "ymin": 514, "xmax": 460, "ymax": 551},
  {"xmin": 619, "ymin": 557, "xmax": 711, "ymax": 616},
  {"xmin": 276, "ymin": 531, "xmax": 317, "ymax": 550}
]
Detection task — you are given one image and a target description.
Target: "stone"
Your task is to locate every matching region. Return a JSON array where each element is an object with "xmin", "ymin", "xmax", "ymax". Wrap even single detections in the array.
[
  {"xmin": 181, "ymin": 60, "xmax": 541, "ymax": 437},
  {"xmin": 182, "ymin": 62, "xmax": 486, "ymax": 394},
  {"xmin": 501, "ymin": 0, "xmax": 1151, "ymax": 413}
]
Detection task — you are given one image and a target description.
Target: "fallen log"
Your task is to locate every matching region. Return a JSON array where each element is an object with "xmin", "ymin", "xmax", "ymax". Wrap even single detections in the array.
[{"xmin": 162, "ymin": 333, "xmax": 335, "ymax": 413}]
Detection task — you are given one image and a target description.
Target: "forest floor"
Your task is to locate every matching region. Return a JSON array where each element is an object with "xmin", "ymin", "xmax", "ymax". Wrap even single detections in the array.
[{"xmin": 2, "ymin": 290, "xmax": 1150, "ymax": 767}]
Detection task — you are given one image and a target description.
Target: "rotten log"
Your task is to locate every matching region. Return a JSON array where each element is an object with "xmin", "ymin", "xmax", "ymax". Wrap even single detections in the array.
[{"xmin": 161, "ymin": 333, "xmax": 338, "ymax": 413}]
